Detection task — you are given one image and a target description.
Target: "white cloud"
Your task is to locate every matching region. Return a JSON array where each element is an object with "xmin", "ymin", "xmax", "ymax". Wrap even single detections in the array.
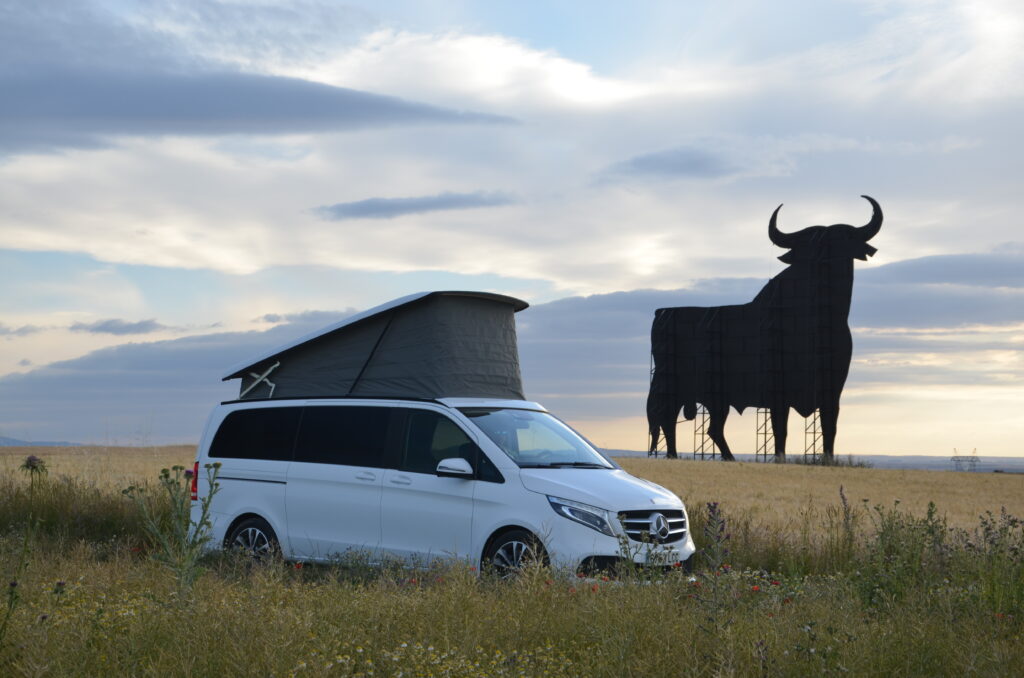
[
  {"xmin": 2, "ymin": 0, "xmax": 1023, "ymax": 454},
  {"xmin": 247, "ymin": 29, "xmax": 664, "ymax": 111}
]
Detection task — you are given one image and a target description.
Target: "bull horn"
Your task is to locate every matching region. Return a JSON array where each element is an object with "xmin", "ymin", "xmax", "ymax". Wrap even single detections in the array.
[
  {"xmin": 856, "ymin": 195, "xmax": 883, "ymax": 241},
  {"xmin": 768, "ymin": 204, "xmax": 800, "ymax": 248}
]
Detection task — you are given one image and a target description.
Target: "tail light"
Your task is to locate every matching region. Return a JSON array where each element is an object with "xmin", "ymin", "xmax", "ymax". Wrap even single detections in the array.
[{"xmin": 190, "ymin": 461, "xmax": 199, "ymax": 501}]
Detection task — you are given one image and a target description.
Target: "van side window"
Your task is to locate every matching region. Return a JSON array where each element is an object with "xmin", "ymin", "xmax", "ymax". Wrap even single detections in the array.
[
  {"xmin": 402, "ymin": 411, "xmax": 474, "ymax": 474},
  {"xmin": 402, "ymin": 411, "xmax": 503, "ymax": 482},
  {"xmin": 210, "ymin": 407, "xmax": 301, "ymax": 461},
  {"xmin": 294, "ymin": 406, "xmax": 391, "ymax": 467}
]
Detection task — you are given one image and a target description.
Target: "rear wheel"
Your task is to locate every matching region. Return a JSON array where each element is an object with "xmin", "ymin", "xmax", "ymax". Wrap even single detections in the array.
[
  {"xmin": 483, "ymin": 530, "xmax": 547, "ymax": 578},
  {"xmin": 226, "ymin": 517, "xmax": 279, "ymax": 560}
]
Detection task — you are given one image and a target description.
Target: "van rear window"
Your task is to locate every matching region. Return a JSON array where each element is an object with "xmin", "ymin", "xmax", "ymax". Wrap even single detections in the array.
[
  {"xmin": 293, "ymin": 406, "xmax": 392, "ymax": 467},
  {"xmin": 210, "ymin": 407, "xmax": 301, "ymax": 461}
]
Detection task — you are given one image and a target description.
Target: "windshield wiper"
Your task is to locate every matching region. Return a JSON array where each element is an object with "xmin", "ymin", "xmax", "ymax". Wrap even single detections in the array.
[{"xmin": 519, "ymin": 462, "xmax": 610, "ymax": 469}]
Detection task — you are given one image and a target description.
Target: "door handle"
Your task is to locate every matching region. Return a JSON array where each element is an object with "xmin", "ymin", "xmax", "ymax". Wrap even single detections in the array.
[
  {"xmin": 389, "ymin": 476, "xmax": 412, "ymax": 486},
  {"xmin": 355, "ymin": 472, "xmax": 376, "ymax": 481}
]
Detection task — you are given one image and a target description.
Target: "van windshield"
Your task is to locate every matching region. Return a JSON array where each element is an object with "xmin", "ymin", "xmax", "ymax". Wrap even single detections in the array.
[{"xmin": 459, "ymin": 408, "xmax": 614, "ymax": 469}]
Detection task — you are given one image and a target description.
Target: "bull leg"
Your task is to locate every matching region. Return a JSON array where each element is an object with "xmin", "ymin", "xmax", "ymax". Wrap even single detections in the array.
[
  {"xmin": 770, "ymin": 406, "xmax": 788, "ymax": 463},
  {"xmin": 707, "ymin": 406, "xmax": 735, "ymax": 461},
  {"xmin": 821, "ymin": 402, "xmax": 839, "ymax": 461},
  {"xmin": 664, "ymin": 419, "xmax": 678, "ymax": 459},
  {"xmin": 646, "ymin": 387, "xmax": 665, "ymax": 458},
  {"xmin": 648, "ymin": 422, "xmax": 661, "ymax": 457}
]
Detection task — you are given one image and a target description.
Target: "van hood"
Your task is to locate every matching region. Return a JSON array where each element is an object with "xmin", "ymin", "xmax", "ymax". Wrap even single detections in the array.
[{"xmin": 518, "ymin": 468, "xmax": 683, "ymax": 511}]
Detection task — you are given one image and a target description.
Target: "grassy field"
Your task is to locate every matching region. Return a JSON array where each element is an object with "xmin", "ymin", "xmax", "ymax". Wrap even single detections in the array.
[
  {"xmin": 1, "ymin": 446, "xmax": 1022, "ymax": 676},
  {"xmin": 617, "ymin": 457, "xmax": 1024, "ymax": 529}
]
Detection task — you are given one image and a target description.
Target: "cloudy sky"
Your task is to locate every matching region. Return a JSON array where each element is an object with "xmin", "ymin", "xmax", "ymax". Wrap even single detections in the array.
[{"xmin": 1, "ymin": 0, "xmax": 1021, "ymax": 456}]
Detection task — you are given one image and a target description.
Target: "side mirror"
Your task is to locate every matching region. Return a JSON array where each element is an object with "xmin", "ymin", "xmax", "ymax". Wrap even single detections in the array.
[{"xmin": 436, "ymin": 457, "xmax": 473, "ymax": 478}]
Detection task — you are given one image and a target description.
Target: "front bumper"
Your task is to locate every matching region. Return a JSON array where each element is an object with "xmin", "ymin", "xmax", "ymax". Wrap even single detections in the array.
[{"xmin": 541, "ymin": 514, "xmax": 697, "ymax": 571}]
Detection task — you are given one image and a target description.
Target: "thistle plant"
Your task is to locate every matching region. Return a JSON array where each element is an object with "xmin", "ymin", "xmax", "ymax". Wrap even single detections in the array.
[
  {"xmin": 694, "ymin": 501, "xmax": 735, "ymax": 640},
  {"xmin": 701, "ymin": 501, "xmax": 731, "ymax": 573},
  {"xmin": 123, "ymin": 463, "xmax": 221, "ymax": 602},
  {"xmin": 0, "ymin": 456, "xmax": 50, "ymax": 646}
]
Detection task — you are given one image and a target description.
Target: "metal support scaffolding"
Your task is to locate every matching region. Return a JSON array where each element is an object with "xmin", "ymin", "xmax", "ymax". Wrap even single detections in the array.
[
  {"xmin": 804, "ymin": 409, "xmax": 822, "ymax": 460},
  {"xmin": 693, "ymin": 405, "xmax": 716, "ymax": 460},
  {"xmin": 755, "ymin": 408, "xmax": 774, "ymax": 461}
]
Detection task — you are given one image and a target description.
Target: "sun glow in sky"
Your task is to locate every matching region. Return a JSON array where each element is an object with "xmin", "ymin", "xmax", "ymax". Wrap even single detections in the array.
[{"xmin": 0, "ymin": 0, "xmax": 1022, "ymax": 456}]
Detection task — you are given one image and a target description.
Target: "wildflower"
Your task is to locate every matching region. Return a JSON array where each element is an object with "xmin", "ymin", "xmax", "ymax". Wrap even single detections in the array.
[
  {"xmin": 8, "ymin": 581, "xmax": 16, "ymax": 589},
  {"xmin": 767, "ymin": 612, "xmax": 774, "ymax": 618},
  {"xmin": 600, "ymin": 575, "xmax": 610, "ymax": 582},
  {"xmin": 294, "ymin": 562, "xmax": 304, "ymax": 570},
  {"xmin": 591, "ymin": 584, "xmax": 599, "ymax": 593},
  {"xmin": 576, "ymin": 573, "xmax": 586, "ymax": 579},
  {"xmin": 782, "ymin": 597, "xmax": 793, "ymax": 605},
  {"xmin": 408, "ymin": 578, "xmax": 418, "ymax": 585},
  {"xmin": 672, "ymin": 561, "xmax": 682, "ymax": 568},
  {"xmin": 183, "ymin": 468, "xmax": 195, "ymax": 480},
  {"xmin": 771, "ymin": 580, "xmax": 781, "ymax": 586},
  {"xmin": 751, "ymin": 585, "xmax": 761, "ymax": 592},
  {"xmin": 469, "ymin": 566, "xmax": 477, "ymax": 572},
  {"xmin": 568, "ymin": 587, "xmax": 577, "ymax": 594}
]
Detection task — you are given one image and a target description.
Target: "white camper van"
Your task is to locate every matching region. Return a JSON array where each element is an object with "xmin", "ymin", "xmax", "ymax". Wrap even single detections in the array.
[{"xmin": 190, "ymin": 292, "xmax": 695, "ymax": 574}]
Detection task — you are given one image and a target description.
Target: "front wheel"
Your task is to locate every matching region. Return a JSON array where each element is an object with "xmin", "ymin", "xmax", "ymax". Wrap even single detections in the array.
[
  {"xmin": 483, "ymin": 530, "xmax": 548, "ymax": 578},
  {"xmin": 226, "ymin": 516, "xmax": 280, "ymax": 560}
]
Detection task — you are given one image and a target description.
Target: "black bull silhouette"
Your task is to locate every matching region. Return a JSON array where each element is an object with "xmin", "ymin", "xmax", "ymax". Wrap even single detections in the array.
[{"xmin": 646, "ymin": 196, "xmax": 882, "ymax": 461}]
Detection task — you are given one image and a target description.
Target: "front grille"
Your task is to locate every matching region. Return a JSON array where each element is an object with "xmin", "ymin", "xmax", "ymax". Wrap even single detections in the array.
[{"xmin": 618, "ymin": 509, "xmax": 687, "ymax": 544}]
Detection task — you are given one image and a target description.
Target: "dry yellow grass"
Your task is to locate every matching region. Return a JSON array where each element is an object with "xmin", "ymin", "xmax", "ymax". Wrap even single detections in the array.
[
  {"xmin": 3, "ymin": 446, "xmax": 1021, "ymax": 529},
  {"xmin": 0, "ymin": 445, "xmax": 194, "ymax": 489},
  {"xmin": 618, "ymin": 457, "xmax": 1024, "ymax": 528}
]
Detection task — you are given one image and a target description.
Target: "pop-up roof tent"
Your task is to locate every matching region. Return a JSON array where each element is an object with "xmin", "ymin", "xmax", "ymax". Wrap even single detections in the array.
[{"xmin": 223, "ymin": 291, "xmax": 529, "ymax": 401}]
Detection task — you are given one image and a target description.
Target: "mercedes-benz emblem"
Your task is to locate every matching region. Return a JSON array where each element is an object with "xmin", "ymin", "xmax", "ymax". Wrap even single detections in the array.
[{"xmin": 649, "ymin": 512, "xmax": 671, "ymax": 541}]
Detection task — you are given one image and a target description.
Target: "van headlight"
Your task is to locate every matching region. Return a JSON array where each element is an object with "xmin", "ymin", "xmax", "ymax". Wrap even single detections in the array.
[{"xmin": 547, "ymin": 496, "xmax": 619, "ymax": 537}]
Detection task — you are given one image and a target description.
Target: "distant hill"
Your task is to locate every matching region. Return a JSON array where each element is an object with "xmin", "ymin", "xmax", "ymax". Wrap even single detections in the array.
[{"xmin": 0, "ymin": 436, "xmax": 81, "ymax": 447}]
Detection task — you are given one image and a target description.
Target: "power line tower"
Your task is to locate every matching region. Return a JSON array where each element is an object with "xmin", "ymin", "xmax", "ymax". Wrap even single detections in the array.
[{"xmin": 950, "ymin": 448, "xmax": 979, "ymax": 472}]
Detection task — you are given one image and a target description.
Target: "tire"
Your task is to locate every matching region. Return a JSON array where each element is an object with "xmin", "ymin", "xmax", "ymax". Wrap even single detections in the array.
[
  {"xmin": 482, "ymin": 529, "xmax": 548, "ymax": 578},
  {"xmin": 226, "ymin": 516, "xmax": 280, "ymax": 560}
]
